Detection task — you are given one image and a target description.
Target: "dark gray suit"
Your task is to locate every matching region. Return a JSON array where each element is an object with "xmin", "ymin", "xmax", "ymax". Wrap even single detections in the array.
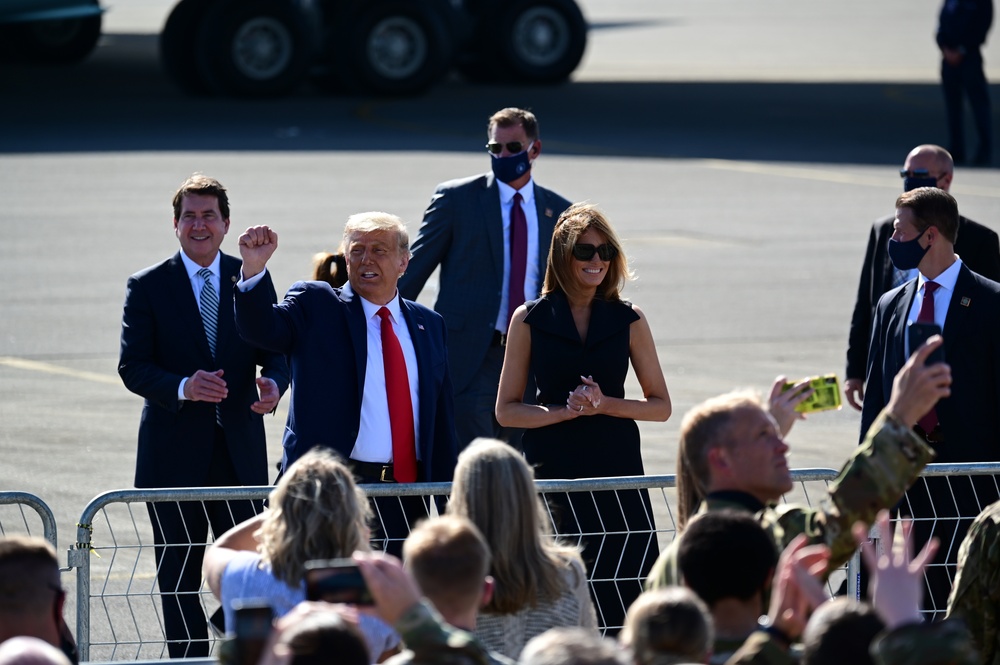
[
  {"xmin": 399, "ymin": 172, "xmax": 571, "ymax": 447},
  {"xmin": 861, "ymin": 262, "xmax": 1000, "ymax": 616}
]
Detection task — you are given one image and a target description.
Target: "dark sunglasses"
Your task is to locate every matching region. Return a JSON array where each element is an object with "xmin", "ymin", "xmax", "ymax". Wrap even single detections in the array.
[
  {"xmin": 572, "ymin": 243, "xmax": 618, "ymax": 261},
  {"xmin": 486, "ymin": 141, "xmax": 528, "ymax": 155},
  {"xmin": 899, "ymin": 168, "xmax": 934, "ymax": 178}
]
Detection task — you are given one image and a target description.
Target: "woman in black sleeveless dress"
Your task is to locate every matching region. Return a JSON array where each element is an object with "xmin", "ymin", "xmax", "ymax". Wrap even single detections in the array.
[{"xmin": 496, "ymin": 202, "xmax": 672, "ymax": 633}]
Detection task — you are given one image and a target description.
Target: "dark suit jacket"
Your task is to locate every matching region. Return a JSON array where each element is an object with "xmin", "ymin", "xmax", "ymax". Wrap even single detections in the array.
[
  {"xmin": 847, "ymin": 214, "xmax": 1000, "ymax": 380},
  {"xmin": 860, "ymin": 263, "xmax": 1000, "ymax": 462},
  {"xmin": 119, "ymin": 252, "xmax": 290, "ymax": 488},
  {"xmin": 398, "ymin": 172, "xmax": 572, "ymax": 393},
  {"xmin": 234, "ymin": 274, "xmax": 459, "ymax": 481}
]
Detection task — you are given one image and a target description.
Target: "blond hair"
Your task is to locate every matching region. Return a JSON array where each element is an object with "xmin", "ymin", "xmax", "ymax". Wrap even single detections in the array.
[
  {"xmin": 621, "ymin": 588, "xmax": 713, "ymax": 665},
  {"xmin": 676, "ymin": 391, "xmax": 763, "ymax": 531},
  {"xmin": 447, "ymin": 438, "xmax": 582, "ymax": 614},
  {"xmin": 403, "ymin": 516, "xmax": 491, "ymax": 617},
  {"xmin": 342, "ymin": 211, "xmax": 409, "ymax": 253},
  {"xmin": 257, "ymin": 449, "xmax": 372, "ymax": 586}
]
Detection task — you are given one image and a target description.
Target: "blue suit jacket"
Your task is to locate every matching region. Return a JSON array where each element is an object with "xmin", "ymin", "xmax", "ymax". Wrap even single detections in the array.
[
  {"xmin": 861, "ymin": 262, "xmax": 1000, "ymax": 462},
  {"xmin": 398, "ymin": 172, "xmax": 572, "ymax": 393},
  {"xmin": 234, "ymin": 273, "xmax": 458, "ymax": 481},
  {"xmin": 119, "ymin": 252, "xmax": 290, "ymax": 488}
]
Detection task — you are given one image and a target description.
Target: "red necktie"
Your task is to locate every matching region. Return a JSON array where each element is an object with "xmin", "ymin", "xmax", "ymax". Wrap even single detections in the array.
[
  {"xmin": 377, "ymin": 307, "xmax": 417, "ymax": 483},
  {"xmin": 507, "ymin": 192, "xmax": 528, "ymax": 327},
  {"xmin": 916, "ymin": 281, "xmax": 940, "ymax": 434}
]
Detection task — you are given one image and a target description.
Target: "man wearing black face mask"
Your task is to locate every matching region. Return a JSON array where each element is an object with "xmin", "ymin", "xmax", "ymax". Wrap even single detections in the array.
[
  {"xmin": 861, "ymin": 186, "xmax": 1000, "ymax": 619},
  {"xmin": 399, "ymin": 107, "xmax": 572, "ymax": 449},
  {"xmin": 844, "ymin": 144, "xmax": 1000, "ymax": 411}
]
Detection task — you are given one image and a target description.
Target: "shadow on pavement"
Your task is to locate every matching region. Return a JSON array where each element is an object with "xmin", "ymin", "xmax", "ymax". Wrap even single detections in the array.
[{"xmin": 1, "ymin": 32, "xmax": 996, "ymax": 164}]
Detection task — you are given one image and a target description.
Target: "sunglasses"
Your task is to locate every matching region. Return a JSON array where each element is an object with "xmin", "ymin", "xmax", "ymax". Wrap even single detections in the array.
[
  {"xmin": 572, "ymin": 243, "xmax": 618, "ymax": 261},
  {"xmin": 899, "ymin": 168, "xmax": 935, "ymax": 178},
  {"xmin": 486, "ymin": 141, "xmax": 531, "ymax": 155}
]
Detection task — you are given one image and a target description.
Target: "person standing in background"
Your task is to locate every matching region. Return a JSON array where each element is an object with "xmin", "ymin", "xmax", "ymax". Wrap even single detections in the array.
[{"xmin": 937, "ymin": 0, "xmax": 994, "ymax": 166}]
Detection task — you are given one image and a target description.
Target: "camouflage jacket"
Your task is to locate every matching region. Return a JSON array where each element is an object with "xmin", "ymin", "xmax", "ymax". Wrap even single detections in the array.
[
  {"xmin": 946, "ymin": 499, "xmax": 1000, "ymax": 664},
  {"xmin": 386, "ymin": 602, "xmax": 515, "ymax": 665},
  {"xmin": 646, "ymin": 411, "xmax": 935, "ymax": 589}
]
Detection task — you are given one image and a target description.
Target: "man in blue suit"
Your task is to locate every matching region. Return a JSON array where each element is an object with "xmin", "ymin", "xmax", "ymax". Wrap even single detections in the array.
[
  {"xmin": 119, "ymin": 174, "xmax": 290, "ymax": 657},
  {"xmin": 862, "ymin": 186, "xmax": 1000, "ymax": 617},
  {"xmin": 399, "ymin": 107, "xmax": 572, "ymax": 448},
  {"xmin": 234, "ymin": 212, "xmax": 458, "ymax": 545}
]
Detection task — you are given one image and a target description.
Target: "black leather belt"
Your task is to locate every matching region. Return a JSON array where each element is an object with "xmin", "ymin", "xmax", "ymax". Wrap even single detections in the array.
[
  {"xmin": 350, "ymin": 459, "xmax": 398, "ymax": 483},
  {"xmin": 914, "ymin": 424, "xmax": 945, "ymax": 444},
  {"xmin": 491, "ymin": 330, "xmax": 507, "ymax": 347},
  {"xmin": 349, "ymin": 459, "xmax": 424, "ymax": 483}
]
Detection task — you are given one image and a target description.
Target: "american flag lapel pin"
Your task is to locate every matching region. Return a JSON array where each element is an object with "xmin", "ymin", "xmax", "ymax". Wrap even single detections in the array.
[
  {"xmin": 545, "ymin": 208, "xmax": 554, "ymax": 217},
  {"xmin": 960, "ymin": 297, "xmax": 971, "ymax": 307}
]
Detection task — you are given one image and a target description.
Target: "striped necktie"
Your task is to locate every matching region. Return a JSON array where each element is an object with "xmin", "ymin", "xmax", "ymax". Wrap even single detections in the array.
[{"xmin": 198, "ymin": 268, "xmax": 218, "ymax": 359}]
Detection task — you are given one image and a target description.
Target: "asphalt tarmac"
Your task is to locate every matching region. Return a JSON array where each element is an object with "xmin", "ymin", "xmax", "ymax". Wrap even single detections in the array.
[{"xmin": 0, "ymin": 0, "xmax": 998, "ymax": 652}]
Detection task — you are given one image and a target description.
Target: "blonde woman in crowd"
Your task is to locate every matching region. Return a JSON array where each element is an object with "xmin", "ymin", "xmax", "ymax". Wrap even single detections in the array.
[
  {"xmin": 447, "ymin": 438, "xmax": 597, "ymax": 659},
  {"xmin": 203, "ymin": 448, "xmax": 399, "ymax": 661}
]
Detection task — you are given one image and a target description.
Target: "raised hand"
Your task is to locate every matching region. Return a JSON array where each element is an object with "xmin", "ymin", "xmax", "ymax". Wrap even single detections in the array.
[{"xmin": 238, "ymin": 225, "xmax": 279, "ymax": 279}]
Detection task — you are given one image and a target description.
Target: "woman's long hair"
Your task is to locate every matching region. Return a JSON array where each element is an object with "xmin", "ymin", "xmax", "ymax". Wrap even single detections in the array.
[
  {"xmin": 257, "ymin": 449, "xmax": 371, "ymax": 586},
  {"xmin": 446, "ymin": 438, "xmax": 582, "ymax": 614}
]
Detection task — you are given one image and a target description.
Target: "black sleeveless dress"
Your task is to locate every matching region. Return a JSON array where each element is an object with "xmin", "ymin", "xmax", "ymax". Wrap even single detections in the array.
[{"xmin": 521, "ymin": 290, "xmax": 658, "ymax": 633}]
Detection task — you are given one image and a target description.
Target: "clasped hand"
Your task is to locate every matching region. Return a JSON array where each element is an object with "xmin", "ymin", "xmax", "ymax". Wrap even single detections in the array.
[{"xmin": 566, "ymin": 375, "xmax": 604, "ymax": 416}]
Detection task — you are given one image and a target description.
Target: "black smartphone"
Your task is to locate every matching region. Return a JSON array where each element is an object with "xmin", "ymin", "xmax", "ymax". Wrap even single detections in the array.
[
  {"xmin": 907, "ymin": 321, "xmax": 945, "ymax": 365},
  {"xmin": 304, "ymin": 558, "xmax": 374, "ymax": 605},
  {"xmin": 232, "ymin": 600, "xmax": 273, "ymax": 665}
]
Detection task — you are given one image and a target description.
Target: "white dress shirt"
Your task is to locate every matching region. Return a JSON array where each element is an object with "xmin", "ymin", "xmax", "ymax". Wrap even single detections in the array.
[
  {"xmin": 495, "ymin": 177, "xmax": 540, "ymax": 333},
  {"xmin": 346, "ymin": 283, "xmax": 422, "ymax": 463},
  {"xmin": 236, "ymin": 270, "xmax": 421, "ymax": 463},
  {"xmin": 904, "ymin": 257, "xmax": 962, "ymax": 355},
  {"xmin": 177, "ymin": 251, "xmax": 222, "ymax": 401}
]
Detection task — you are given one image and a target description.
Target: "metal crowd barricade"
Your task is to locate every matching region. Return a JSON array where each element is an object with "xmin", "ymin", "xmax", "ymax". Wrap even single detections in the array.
[
  {"xmin": 0, "ymin": 490, "xmax": 57, "ymax": 547},
  {"xmin": 864, "ymin": 462, "xmax": 1000, "ymax": 619},
  {"xmin": 69, "ymin": 471, "xmax": 839, "ymax": 660}
]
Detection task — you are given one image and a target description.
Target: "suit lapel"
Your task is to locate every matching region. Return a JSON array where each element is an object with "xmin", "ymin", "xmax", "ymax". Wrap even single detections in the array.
[
  {"xmin": 943, "ymin": 264, "xmax": 975, "ymax": 358},
  {"xmin": 890, "ymin": 281, "xmax": 918, "ymax": 369},
  {"xmin": 169, "ymin": 252, "xmax": 214, "ymax": 363},
  {"xmin": 400, "ymin": 300, "xmax": 430, "ymax": 420},
  {"xmin": 533, "ymin": 184, "xmax": 558, "ymax": 293},
  {"xmin": 344, "ymin": 291, "xmax": 369, "ymax": 400},
  {"xmin": 214, "ymin": 254, "xmax": 239, "ymax": 362},
  {"xmin": 482, "ymin": 174, "xmax": 505, "ymax": 284}
]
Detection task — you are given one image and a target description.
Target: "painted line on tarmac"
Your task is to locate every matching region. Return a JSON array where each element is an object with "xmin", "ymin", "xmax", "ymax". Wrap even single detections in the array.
[
  {"xmin": 0, "ymin": 356, "xmax": 120, "ymax": 385},
  {"xmin": 698, "ymin": 159, "xmax": 1000, "ymax": 198}
]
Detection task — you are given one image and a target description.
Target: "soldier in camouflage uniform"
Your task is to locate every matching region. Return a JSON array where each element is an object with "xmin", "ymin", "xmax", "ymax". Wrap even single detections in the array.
[
  {"xmin": 647, "ymin": 337, "xmax": 950, "ymax": 590},
  {"xmin": 947, "ymin": 500, "xmax": 1000, "ymax": 664}
]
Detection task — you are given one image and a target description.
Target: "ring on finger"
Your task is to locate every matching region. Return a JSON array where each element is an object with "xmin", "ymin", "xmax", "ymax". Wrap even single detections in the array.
[{"xmin": 578, "ymin": 405, "xmax": 584, "ymax": 412}]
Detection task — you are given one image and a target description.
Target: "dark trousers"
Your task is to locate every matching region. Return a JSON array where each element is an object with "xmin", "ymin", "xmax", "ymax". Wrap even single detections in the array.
[
  {"xmin": 900, "ymin": 474, "xmax": 1000, "ymax": 620},
  {"xmin": 352, "ymin": 463, "xmax": 431, "ymax": 558},
  {"xmin": 544, "ymin": 488, "xmax": 659, "ymax": 635},
  {"xmin": 941, "ymin": 50, "xmax": 992, "ymax": 164},
  {"xmin": 147, "ymin": 427, "xmax": 260, "ymax": 658},
  {"xmin": 453, "ymin": 342, "xmax": 530, "ymax": 451}
]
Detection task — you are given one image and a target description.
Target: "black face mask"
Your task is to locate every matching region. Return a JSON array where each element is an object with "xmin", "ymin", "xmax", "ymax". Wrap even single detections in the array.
[
  {"xmin": 904, "ymin": 176, "xmax": 938, "ymax": 192},
  {"xmin": 887, "ymin": 227, "xmax": 930, "ymax": 271}
]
